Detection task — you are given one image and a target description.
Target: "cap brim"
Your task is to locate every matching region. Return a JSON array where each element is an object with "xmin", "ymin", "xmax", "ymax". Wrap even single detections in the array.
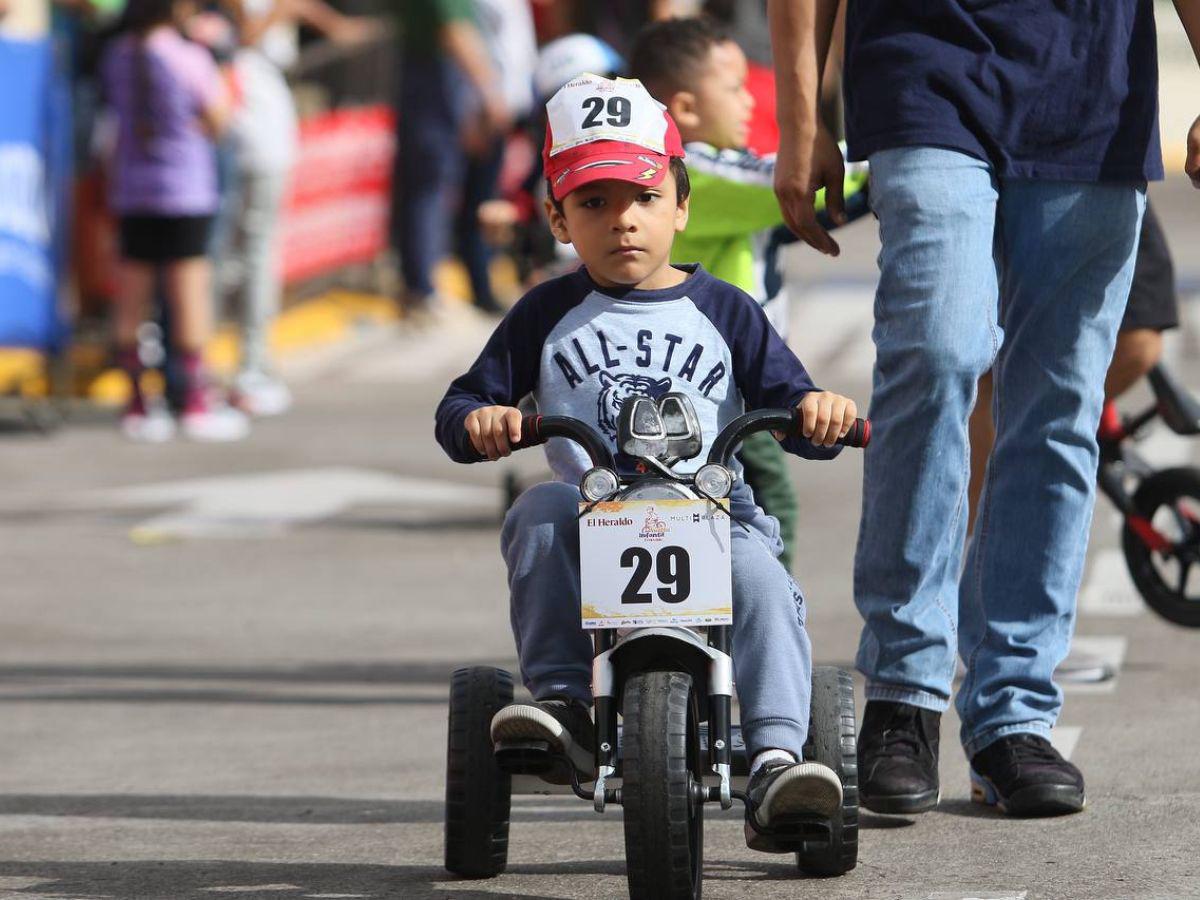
[{"xmin": 548, "ymin": 151, "xmax": 670, "ymax": 201}]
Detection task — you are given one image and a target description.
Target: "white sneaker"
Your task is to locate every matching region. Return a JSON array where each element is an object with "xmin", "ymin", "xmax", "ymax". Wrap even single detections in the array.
[
  {"xmin": 233, "ymin": 371, "xmax": 293, "ymax": 417},
  {"xmin": 181, "ymin": 404, "xmax": 251, "ymax": 442},
  {"xmin": 120, "ymin": 405, "xmax": 176, "ymax": 443}
]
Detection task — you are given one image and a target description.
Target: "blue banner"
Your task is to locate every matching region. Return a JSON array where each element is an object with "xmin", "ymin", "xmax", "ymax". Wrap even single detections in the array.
[{"xmin": 0, "ymin": 35, "xmax": 67, "ymax": 350}]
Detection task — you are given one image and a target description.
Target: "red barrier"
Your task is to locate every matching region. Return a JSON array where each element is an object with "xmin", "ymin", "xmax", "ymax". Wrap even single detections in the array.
[{"xmin": 280, "ymin": 104, "xmax": 395, "ymax": 284}]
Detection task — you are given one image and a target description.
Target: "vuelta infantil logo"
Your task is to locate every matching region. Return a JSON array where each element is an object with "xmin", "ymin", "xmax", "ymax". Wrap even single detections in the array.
[{"xmin": 640, "ymin": 505, "xmax": 668, "ymax": 542}]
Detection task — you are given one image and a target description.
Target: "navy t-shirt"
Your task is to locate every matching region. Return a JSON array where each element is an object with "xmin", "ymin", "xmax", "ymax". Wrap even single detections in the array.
[{"xmin": 843, "ymin": 0, "xmax": 1163, "ymax": 182}]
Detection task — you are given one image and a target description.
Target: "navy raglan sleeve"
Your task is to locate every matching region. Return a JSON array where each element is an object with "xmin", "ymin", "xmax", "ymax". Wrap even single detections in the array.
[
  {"xmin": 434, "ymin": 276, "xmax": 587, "ymax": 463},
  {"xmin": 694, "ymin": 281, "xmax": 842, "ymax": 461}
]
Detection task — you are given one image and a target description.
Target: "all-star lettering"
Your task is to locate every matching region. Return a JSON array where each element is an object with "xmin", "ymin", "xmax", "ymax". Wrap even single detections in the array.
[
  {"xmin": 572, "ymin": 338, "xmax": 600, "ymax": 375},
  {"xmin": 662, "ymin": 333, "xmax": 683, "ymax": 371},
  {"xmin": 551, "ymin": 329, "xmax": 724, "ymax": 390},
  {"xmin": 554, "ymin": 351, "xmax": 583, "ymax": 389},
  {"xmin": 598, "ymin": 330, "xmax": 621, "ymax": 368},
  {"xmin": 677, "ymin": 344, "xmax": 703, "ymax": 381},
  {"xmin": 636, "ymin": 329, "xmax": 652, "ymax": 367},
  {"xmin": 698, "ymin": 362, "xmax": 726, "ymax": 397}
]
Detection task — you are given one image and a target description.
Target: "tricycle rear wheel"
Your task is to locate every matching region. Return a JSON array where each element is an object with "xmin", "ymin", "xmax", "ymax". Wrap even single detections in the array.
[
  {"xmin": 795, "ymin": 666, "xmax": 859, "ymax": 876},
  {"xmin": 444, "ymin": 666, "xmax": 513, "ymax": 877}
]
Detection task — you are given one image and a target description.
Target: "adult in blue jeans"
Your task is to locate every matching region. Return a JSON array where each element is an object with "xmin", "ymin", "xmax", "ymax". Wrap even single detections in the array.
[{"xmin": 769, "ymin": 0, "xmax": 1200, "ymax": 817}]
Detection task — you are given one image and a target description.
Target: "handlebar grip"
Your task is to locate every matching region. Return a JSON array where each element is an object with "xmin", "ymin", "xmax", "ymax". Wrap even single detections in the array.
[
  {"xmin": 509, "ymin": 414, "xmax": 547, "ymax": 451},
  {"xmin": 837, "ymin": 418, "xmax": 871, "ymax": 448},
  {"xmin": 787, "ymin": 409, "xmax": 870, "ymax": 448}
]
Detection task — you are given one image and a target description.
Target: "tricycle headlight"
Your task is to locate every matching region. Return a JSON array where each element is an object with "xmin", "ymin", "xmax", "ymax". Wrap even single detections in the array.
[
  {"xmin": 580, "ymin": 466, "xmax": 619, "ymax": 502},
  {"xmin": 694, "ymin": 464, "xmax": 733, "ymax": 499}
]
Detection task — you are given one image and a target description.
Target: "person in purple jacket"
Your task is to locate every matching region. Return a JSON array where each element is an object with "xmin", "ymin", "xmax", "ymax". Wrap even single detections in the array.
[{"xmin": 102, "ymin": 0, "xmax": 249, "ymax": 442}]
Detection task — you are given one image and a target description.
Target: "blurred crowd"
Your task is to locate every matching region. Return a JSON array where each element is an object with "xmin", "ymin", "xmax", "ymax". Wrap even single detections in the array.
[
  {"xmin": 1, "ymin": 0, "xmax": 788, "ymax": 441},
  {"xmin": 395, "ymin": 0, "xmax": 805, "ymax": 320}
]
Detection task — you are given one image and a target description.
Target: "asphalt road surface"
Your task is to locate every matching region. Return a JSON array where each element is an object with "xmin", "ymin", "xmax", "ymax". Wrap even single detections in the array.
[{"xmin": 1, "ymin": 180, "xmax": 1199, "ymax": 900}]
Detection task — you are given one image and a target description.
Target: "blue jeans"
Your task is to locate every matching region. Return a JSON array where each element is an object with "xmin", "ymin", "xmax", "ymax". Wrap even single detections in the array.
[
  {"xmin": 854, "ymin": 147, "xmax": 1145, "ymax": 758},
  {"xmin": 502, "ymin": 481, "xmax": 814, "ymax": 760}
]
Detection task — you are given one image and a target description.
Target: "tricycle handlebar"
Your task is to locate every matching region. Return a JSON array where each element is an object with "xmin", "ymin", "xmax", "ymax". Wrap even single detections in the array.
[
  {"xmin": 706, "ymin": 409, "xmax": 870, "ymax": 467},
  {"xmin": 508, "ymin": 415, "xmax": 616, "ymax": 469}
]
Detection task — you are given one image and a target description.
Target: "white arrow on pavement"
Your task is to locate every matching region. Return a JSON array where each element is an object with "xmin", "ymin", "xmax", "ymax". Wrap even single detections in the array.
[{"xmin": 72, "ymin": 467, "xmax": 501, "ymax": 540}]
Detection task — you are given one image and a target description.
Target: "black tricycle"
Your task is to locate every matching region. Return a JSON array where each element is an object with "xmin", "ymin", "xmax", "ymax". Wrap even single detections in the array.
[{"xmin": 444, "ymin": 392, "xmax": 869, "ymax": 899}]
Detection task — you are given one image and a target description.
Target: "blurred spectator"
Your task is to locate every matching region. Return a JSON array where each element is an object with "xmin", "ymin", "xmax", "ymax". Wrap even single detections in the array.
[
  {"xmin": 490, "ymin": 31, "xmax": 622, "ymax": 287},
  {"xmin": 214, "ymin": 0, "xmax": 371, "ymax": 417},
  {"xmin": 102, "ymin": 0, "xmax": 249, "ymax": 441},
  {"xmin": 392, "ymin": 0, "xmax": 533, "ymax": 318},
  {"xmin": 457, "ymin": 0, "xmax": 535, "ymax": 314}
]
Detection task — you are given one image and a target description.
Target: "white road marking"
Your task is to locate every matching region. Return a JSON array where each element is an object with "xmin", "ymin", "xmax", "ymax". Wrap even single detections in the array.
[
  {"xmin": 66, "ymin": 468, "xmax": 500, "ymax": 540},
  {"xmin": 925, "ymin": 893, "xmax": 1028, "ymax": 900},
  {"xmin": 0, "ymin": 880, "xmax": 56, "ymax": 891},
  {"xmin": 1079, "ymin": 548, "xmax": 1146, "ymax": 617},
  {"xmin": 202, "ymin": 887, "xmax": 302, "ymax": 894}
]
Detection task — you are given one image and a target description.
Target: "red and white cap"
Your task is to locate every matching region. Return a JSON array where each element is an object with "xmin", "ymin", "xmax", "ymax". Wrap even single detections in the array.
[{"xmin": 542, "ymin": 73, "xmax": 685, "ymax": 202}]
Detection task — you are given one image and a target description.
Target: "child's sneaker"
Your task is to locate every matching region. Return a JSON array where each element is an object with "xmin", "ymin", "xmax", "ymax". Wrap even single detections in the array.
[
  {"xmin": 490, "ymin": 698, "xmax": 594, "ymax": 776},
  {"xmin": 970, "ymin": 733, "xmax": 1085, "ymax": 817},
  {"xmin": 181, "ymin": 402, "xmax": 251, "ymax": 443},
  {"xmin": 120, "ymin": 402, "xmax": 176, "ymax": 443},
  {"xmin": 744, "ymin": 760, "xmax": 843, "ymax": 852},
  {"xmin": 233, "ymin": 370, "xmax": 293, "ymax": 417}
]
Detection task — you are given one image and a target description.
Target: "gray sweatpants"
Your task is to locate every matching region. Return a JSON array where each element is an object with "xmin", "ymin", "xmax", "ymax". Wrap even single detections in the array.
[{"xmin": 500, "ymin": 480, "xmax": 813, "ymax": 759}]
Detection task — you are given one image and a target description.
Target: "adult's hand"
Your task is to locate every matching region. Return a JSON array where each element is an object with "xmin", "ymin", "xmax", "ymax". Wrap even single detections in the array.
[
  {"xmin": 774, "ymin": 122, "xmax": 846, "ymax": 256},
  {"xmin": 1187, "ymin": 114, "xmax": 1200, "ymax": 187}
]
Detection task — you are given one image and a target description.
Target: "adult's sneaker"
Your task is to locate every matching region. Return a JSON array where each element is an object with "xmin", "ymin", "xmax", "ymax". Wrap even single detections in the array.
[
  {"xmin": 970, "ymin": 733, "xmax": 1085, "ymax": 816},
  {"xmin": 490, "ymin": 698, "xmax": 594, "ymax": 777},
  {"xmin": 858, "ymin": 701, "xmax": 941, "ymax": 814},
  {"xmin": 744, "ymin": 759, "xmax": 843, "ymax": 852},
  {"xmin": 181, "ymin": 403, "xmax": 251, "ymax": 442}
]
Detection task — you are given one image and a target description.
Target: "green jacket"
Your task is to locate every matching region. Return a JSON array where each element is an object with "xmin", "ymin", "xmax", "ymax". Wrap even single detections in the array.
[{"xmin": 672, "ymin": 142, "xmax": 869, "ymax": 333}]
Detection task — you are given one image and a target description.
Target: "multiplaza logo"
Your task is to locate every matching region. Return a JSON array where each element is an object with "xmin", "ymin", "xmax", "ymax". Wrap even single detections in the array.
[{"xmin": 668, "ymin": 509, "xmax": 720, "ymax": 524}]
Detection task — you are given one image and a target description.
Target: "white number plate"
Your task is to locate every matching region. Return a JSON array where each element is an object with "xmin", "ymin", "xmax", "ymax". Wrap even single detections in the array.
[{"xmin": 579, "ymin": 498, "xmax": 732, "ymax": 629}]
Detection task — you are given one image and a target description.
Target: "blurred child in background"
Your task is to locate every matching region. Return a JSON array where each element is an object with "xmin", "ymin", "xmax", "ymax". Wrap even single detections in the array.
[
  {"xmin": 631, "ymin": 16, "xmax": 868, "ymax": 569},
  {"xmin": 102, "ymin": 0, "xmax": 249, "ymax": 441}
]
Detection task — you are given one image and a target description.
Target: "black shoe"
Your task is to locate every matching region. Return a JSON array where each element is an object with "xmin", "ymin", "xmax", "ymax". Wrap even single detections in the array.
[
  {"xmin": 490, "ymin": 698, "xmax": 594, "ymax": 775},
  {"xmin": 970, "ymin": 733, "xmax": 1085, "ymax": 817},
  {"xmin": 858, "ymin": 701, "xmax": 941, "ymax": 814},
  {"xmin": 743, "ymin": 759, "xmax": 843, "ymax": 852}
]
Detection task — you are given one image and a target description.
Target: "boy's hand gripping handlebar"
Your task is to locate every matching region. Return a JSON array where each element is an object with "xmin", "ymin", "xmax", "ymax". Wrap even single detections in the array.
[
  {"xmin": 706, "ymin": 409, "xmax": 870, "ymax": 467},
  {"xmin": 504, "ymin": 414, "xmax": 617, "ymax": 469}
]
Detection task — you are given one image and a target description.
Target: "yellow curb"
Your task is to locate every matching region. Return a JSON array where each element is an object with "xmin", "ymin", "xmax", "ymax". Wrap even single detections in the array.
[
  {"xmin": 78, "ymin": 289, "xmax": 401, "ymax": 406},
  {"xmin": 0, "ymin": 349, "xmax": 48, "ymax": 398},
  {"xmin": 6, "ymin": 254, "xmax": 520, "ymax": 407}
]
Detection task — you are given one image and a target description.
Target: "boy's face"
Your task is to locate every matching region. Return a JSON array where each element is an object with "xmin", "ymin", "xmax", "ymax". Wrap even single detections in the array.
[
  {"xmin": 546, "ymin": 170, "xmax": 689, "ymax": 290},
  {"xmin": 674, "ymin": 40, "xmax": 754, "ymax": 149}
]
